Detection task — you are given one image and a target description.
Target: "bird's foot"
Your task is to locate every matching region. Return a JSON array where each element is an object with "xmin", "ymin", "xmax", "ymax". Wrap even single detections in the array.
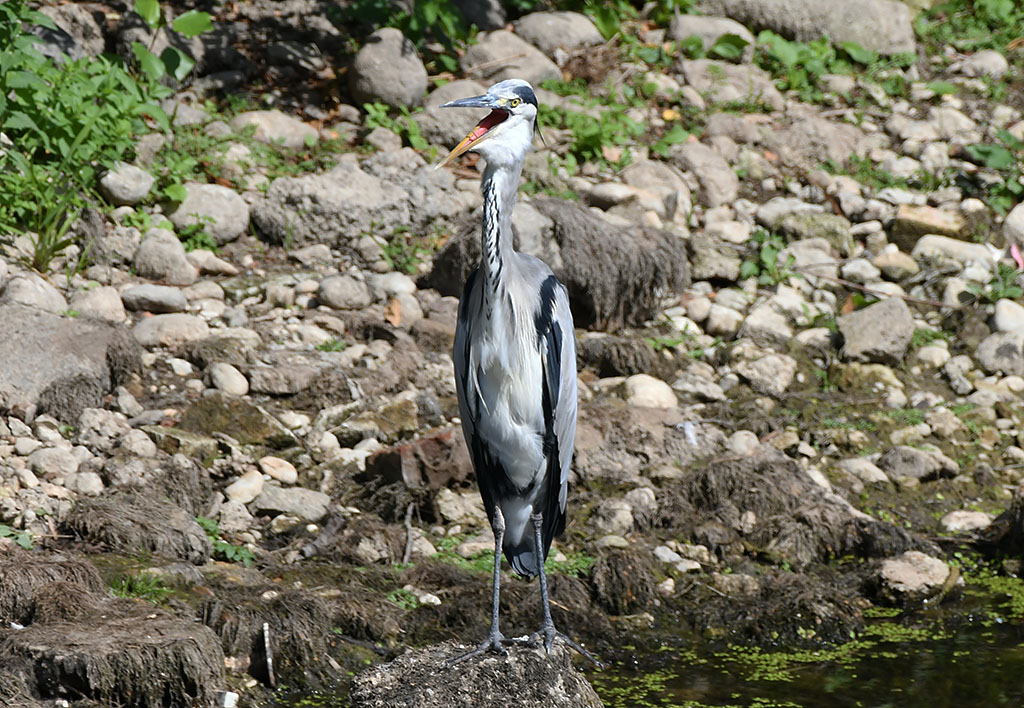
[
  {"xmin": 512, "ymin": 622, "xmax": 603, "ymax": 669},
  {"xmin": 444, "ymin": 630, "xmax": 513, "ymax": 668}
]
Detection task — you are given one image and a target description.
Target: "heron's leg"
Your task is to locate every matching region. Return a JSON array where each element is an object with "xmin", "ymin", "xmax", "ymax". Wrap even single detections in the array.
[
  {"xmin": 445, "ymin": 507, "xmax": 510, "ymax": 667},
  {"xmin": 523, "ymin": 512, "xmax": 603, "ymax": 668}
]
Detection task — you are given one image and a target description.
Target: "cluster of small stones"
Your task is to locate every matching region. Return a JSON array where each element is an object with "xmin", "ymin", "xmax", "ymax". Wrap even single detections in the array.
[{"xmin": 4, "ymin": 0, "xmax": 1024, "ymax": 674}]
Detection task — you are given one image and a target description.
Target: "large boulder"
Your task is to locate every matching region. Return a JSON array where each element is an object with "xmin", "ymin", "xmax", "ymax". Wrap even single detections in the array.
[
  {"xmin": 459, "ymin": 30, "xmax": 560, "ymax": 86},
  {"xmin": 0, "ymin": 303, "xmax": 139, "ymax": 422},
  {"xmin": 349, "ymin": 28, "xmax": 428, "ymax": 108},
  {"xmin": 695, "ymin": 0, "xmax": 915, "ymax": 55},
  {"xmin": 837, "ymin": 297, "xmax": 915, "ymax": 365},
  {"xmin": 415, "ymin": 79, "xmax": 488, "ymax": 148},
  {"xmin": 513, "ymin": 11, "xmax": 603, "ymax": 58}
]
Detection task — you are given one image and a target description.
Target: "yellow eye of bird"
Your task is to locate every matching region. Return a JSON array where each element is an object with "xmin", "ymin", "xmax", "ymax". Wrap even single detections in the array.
[{"xmin": 509, "ymin": 97, "xmax": 521, "ymax": 108}]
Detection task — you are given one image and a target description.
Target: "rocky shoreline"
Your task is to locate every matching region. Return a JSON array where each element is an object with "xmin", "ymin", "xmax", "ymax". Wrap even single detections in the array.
[{"xmin": 3, "ymin": 0, "xmax": 1024, "ymax": 706}]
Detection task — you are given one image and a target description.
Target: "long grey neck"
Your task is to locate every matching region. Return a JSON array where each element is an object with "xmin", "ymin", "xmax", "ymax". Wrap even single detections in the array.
[{"xmin": 480, "ymin": 160, "xmax": 521, "ymax": 293}]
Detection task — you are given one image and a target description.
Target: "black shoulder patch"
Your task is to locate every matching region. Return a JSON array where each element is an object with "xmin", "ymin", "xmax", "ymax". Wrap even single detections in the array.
[
  {"xmin": 533, "ymin": 274, "xmax": 560, "ymax": 342},
  {"xmin": 511, "ymin": 83, "xmax": 538, "ymax": 108}
]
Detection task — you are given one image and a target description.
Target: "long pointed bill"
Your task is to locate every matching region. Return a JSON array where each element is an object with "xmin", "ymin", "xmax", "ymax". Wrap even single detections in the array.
[{"xmin": 437, "ymin": 95, "xmax": 509, "ymax": 168}]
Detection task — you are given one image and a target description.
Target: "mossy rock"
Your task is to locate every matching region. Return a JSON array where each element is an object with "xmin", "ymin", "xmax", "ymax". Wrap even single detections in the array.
[
  {"xmin": 177, "ymin": 392, "xmax": 295, "ymax": 448},
  {"xmin": 779, "ymin": 212, "xmax": 854, "ymax": 257}
]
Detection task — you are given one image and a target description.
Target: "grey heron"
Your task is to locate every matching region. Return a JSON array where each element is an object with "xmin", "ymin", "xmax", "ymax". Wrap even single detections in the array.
[{"xmin": 438, "ymin": 79, "xmax": 599, "ymax": 667}]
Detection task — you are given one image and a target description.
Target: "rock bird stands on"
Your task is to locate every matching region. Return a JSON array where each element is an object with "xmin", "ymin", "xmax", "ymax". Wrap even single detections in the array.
[{"xmin": 438, "ymin": 79, "xmax": 599, "ymax": 667}]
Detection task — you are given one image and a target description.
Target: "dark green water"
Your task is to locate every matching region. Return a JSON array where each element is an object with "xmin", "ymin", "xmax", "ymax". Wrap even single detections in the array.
[{"xmin": 586, "ymin": 619, "xmax": 1024, "ymax": 708}]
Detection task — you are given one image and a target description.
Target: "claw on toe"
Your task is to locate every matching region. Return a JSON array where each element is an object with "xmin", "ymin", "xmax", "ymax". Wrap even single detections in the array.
[{"xmin": 444, "ymin": 634, "xmax": 511, "ymax": 668}]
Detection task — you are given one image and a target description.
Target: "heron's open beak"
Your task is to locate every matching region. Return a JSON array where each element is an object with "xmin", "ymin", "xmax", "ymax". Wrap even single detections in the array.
[{"xmin": 437, "ymin": 94, "xmax": 509, "ymax": 168}]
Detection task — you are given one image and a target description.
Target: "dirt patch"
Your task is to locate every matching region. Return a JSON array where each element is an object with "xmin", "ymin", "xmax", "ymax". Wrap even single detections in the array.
[
  {"xmin": 684, "ymin": 569, "xmax": 865, "ymax": 646},
  {"xmin": 0, "ymin": 601, "xmax": 223, "ymax": 708},
  {"xmin": 534, "ymin": 197, "xmax": 690, "ymax": 331},
  {"xmin": 591, "ymin": 548, "xmax": 657, "ymax": 616},
  {"xmin": 200, "ymin": 584, "xmax": 337, "ymax": 685},
  {"xmin": 0, "ymin": 551, "xmax": 105, "ymax": 625},
  {"xmin": 66, "ymin": 490, "xmax": 212, "ymax": 564}
]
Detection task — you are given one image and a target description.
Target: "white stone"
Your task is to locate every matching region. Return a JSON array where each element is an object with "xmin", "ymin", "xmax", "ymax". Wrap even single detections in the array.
[
  {"xmin": 727, "ymin": 430, "xmax": 759, "ymax": 456},
  {"xmin": 624, "ymin": 374, "xmax": 677, "ymax": 409},
  {"xmin": 835, "ymin": 458, "xmax": 890, "ymax": 484},
  {"xmin": 994, "ymin": 299, "xmax": 1024, "ymax": 335},
  {"xmin": 940, "ymin": 510, "xmax": 993, "ymax": 533},
  {"xmin": 208, "ymin": 362, "xmax": 249, "ymax": 396},
  {"xmin": 705, "ymin": 303, "xmax": 744, "ymax": 336},
  {"xmin": 258, "ymin": 456, "xmax": 298, "ymax": 484},
  {"xmin": 224, "ymin": 469, "xmax": 264, "ymax": 504}
]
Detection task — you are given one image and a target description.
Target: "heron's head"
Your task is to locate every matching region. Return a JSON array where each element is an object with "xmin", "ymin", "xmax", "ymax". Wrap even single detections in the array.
[{"xmin": 438, "ymin": 79, "xmax": 539, "ymax": 170}]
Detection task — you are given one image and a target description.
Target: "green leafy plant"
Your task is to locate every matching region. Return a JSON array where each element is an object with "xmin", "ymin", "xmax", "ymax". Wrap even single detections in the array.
[
  {"xmin": 196, "ymin": 516, "xmax": 255, "ymax": 566},
  {"xmin": 968, "ymin": 262, "xmax": 1024, "ymax": 303},
  {"xmin": 915, "ymin": 0, "xmax": 1024, "ymax": 55},
  {"xmin": 740, "ymin": 229, "xmax": 797, "ymax": 286},
  {"xmin": 340, "ymin": 0, "xmax": 469, "ymax": 73},
  {"xmin": 910, "ymin": 327, "xmax": 952, "ymax": 349},
  {"xmin": 178, "ymin": 216, "xmax": 217, "ymax": 252},
  {"xmin": 130, "ymin": 0, "xmax": 212, "ymax": 83},
  {"xmin": 963, "ymin": 129, "xmax": 1024, "ymax": 214},
  {"xmin": 386, "ymin": 587, "xmax": 420, "ymax": 610},
  {"xmin": 111, "ymin": 572, "xmax": 172, "ymax": 604},
  {"xmin": 374, "ymin": 225, "xmax": 437, "ymax": 274},
  {"xmin": 363, "ymin": 102, "xmax": 430, "ymax": 152},
  {"xmin": 0, "ymin": 524, "xmax": 33, "ymax": 550},
  {"xmin": 316, "ymin": 338, "xmax": 348, "ymax": 352}
]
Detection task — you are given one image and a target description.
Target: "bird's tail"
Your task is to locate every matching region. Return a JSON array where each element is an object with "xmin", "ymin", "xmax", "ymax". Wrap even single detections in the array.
[{"xmin": 506, "ymin": 543, "xmax": 541, "ymax": 579}]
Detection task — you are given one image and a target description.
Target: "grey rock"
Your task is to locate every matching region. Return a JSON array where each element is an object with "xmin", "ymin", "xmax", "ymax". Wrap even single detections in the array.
[
  {"xmin": 452, "ymin": 0, "xmax": 506, "ymax": 30},
  {"xmin": 679, "ymin": 59, "xmax": 785, "ymax": 111},
  {"xmin": 705, "ymin": 303, "xmax": 744, "ymax": 336},
  {"xmin": 779, "ymin": 212, "xmax": 853, "ymax": 256},
  {"xmin": 911, "ymin": 234, "xmax": 992, "ymax": 265},
  {"xmin": 670, "ymin": 141, "xmax": 738, "ymax": 207},
  {"xmin": 756, "ymin": 197, "xmax": 824, "ymax": 229},
  {"xmin": 877, "ymin": 445, "xmax": 958, "ymax": 480},
  {"xmin": 167, "ymin": 183, "xmax": 250, "ymax": 246},
  {"xmin": 976, "ymin": 332, "xmax": 1024, "ymax": 376},
  {"xmin": 99, "ymin": 162, "xmax": 155, "ymax": 206},
  {"xmin": 93, "ymin": 224, "xmax": 143, "ymax": 268},
  {"xmin": 350, "ymin": 640, "xmax": 602, "ymax": 708},
  {"xmin": 835, "ymin": 458, "xmax": 890, "ymax": 484},
  {"xmin": 121, "ymin": 284, "xmax": 188, "ymax": 313},
  {"xmin": 689, "ymin": 232, "xmax": 742, "ymax": 281},
  {"xmin": 349, "ymin": 28, "xmax": 428, "ymax": 108},
  {"xmin": 68, "ymin": 286, "xmax": 127, "ymax": 323},
  {"xmin": 133, "ymin": 313, "xmax": 210, "ymax": 349},
  {"xmin": 251, "ymin": 484, "xmax": 330, "ymax": 522},
  {"xmin": 246, "ymin": 353, "xmax": 321, "ymax": 395},
  {"xmin": 837, "ymin": 297, "xmax": 914, "ymax": 365},
  {"xmin": 513, "ymin": 11, "xmax": 603, "ymax": 58},
  {"xmin": 1004, "ymin": 202, "xmax": 1024, "ymax": 247},
  {"xmin": 230, "ymin": 109, "xmax": 318, "ymax": 150},
  {"xmin": 695, "ymin": 0, "xmax": 914, "ymax": 55},
  {"xmin": 365, "ymin": 126, "xmax": 403, "ymax": 152},
  {"xmin": 186, "ymin": 249, "xmax": 239, "ymax": 276},
  {"xmin": 624, "ymin": 374, "xmax": 678, "ymax": 409},
  {"xmin": 591, "ymin": 498, "xmax": 635, "ymax": 536},
  {"xmin": 778, "ymin": 238, "xmax": 839, "ymax": 288},
  {"xmin": 734, "ymin": 353, "xmax": 797, "ymax": 395},
  {"xmin": 672, "ymin": 371, "xmax": 727, "ymax": 401},
  {"xmin": 416, "ymin": 79, "xmax": 490, "ymax": 148},
  {"xmin": 318, "ymin": 273, "xmax": 373, "ymax": 309},
  {"xmin": 878, "ymin": 551, "xmax": 951, "ymax": 605},
  {"xmin": 0, "ymin": 303, "xmax": 139, "ymax": 422},
  {"xmin": 267, "ymin": 40, "xmax": 326, "ymax": 72},
  {"xmin": 254, "ymin": 153, "xmax": 465, "ymax": 254},
  {"xmin": 1, "ymin": 272, "xmax": 67, "ymax": 313},
  {"xmin": 38, "ymin": 3, "xmax": 105, "ymax": 56},
  {"xmin": 28, "ymin": 446, "xmax": 80, "ymax": 478},
  {"xmin": 741, "ymin": 305, "xmax": 793, "ymax": 347},
  {"xmin": 960, "ymin": 49, "xmax": 1009, "ymax": 79},
  {"xmin": 765, "ymin": 115, "xmax": 868, "ymax": 169},
  {"xmin": 133, "ymin": 228, "xmax": 199, "ymax": 285},
  {"xmin": 927, "ymin": 106, "xmax": 978, "ymax": 141},
  {"xmin": 77, "ymin": 408, "xmax": 131, "ymax": 454},
  {"xmin": 841, "ymin": 258, "xmax": 882, "ymax": 284},
  {"xmin": 460, "ymin": 30, "xmax": 560, "ymax": 86}
]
